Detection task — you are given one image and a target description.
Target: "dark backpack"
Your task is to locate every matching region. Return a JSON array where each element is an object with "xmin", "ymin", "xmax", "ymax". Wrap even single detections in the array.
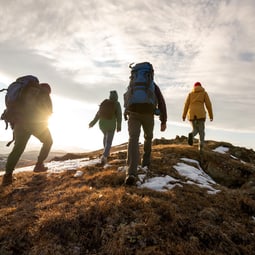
[
  {"xmin": 99, "ymin": 99, "xmax": 115, "ymax": 119},
  {"xmin": 1, "ymin": 75, "xmax": 40, "ymax": 145},
  {"xmin": 124, "ymin": 62, "xmax": 156, "ymax": 108},
  {"xmin": 5, "ymin": 75, "xmax": 39, "ymax": 107}
]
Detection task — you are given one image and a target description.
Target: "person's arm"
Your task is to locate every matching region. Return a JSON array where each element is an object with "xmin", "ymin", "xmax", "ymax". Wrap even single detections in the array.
[
  {"xmin": 116, "ymin": 102, "xmax": 122, "ymax": 132},
  {"xmin": 204, "ymin": 92, "xmax": 213, "ymax": 121},
  {"xmin": 155, "ymin": 84, "xmax": 167, "ymax": 131},
  {"xmin": 89, "ymin": 111, "xmax": 100, "ymax": 128},
  {"xmin": 182, "ymin": 94, "xmax": 190, "ymax": 121}
]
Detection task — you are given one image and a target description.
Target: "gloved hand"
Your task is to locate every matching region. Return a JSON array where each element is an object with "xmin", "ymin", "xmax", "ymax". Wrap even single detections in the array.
[
  {"xmin": 161, "ymin": 123, "xmax": 166, "ymax": 132},
  {"xmin": 124, "ymin": 110, "xmax": 129, "ymax": 121}
]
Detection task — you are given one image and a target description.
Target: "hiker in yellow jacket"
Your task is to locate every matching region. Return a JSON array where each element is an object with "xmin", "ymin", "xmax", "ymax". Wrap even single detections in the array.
[{"xmin": 182, "ymin": 82, "xmax": 213, "ymax": 151}]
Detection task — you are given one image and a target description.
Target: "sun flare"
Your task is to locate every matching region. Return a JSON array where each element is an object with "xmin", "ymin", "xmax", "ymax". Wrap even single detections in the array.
[{"xmin": 47, "ymin": 95, "xmax": 104, "ymax": 151}]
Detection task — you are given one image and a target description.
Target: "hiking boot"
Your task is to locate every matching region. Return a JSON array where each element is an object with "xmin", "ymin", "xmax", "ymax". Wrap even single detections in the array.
[
  {"xmin": 188, "ymin": 132, "xmax": 193, "ymax": 146},
  {"xmin": 125, "ymin": 175, "xmax": 136, "ymax": 186},
  {"xmin": 141, "ymin": 164, "xmax": 150, "ymax": 170},
  {"xmin": 33, "ymin": 163, "xmax": 48, "ymax": 173},
  {"xmin": 2, "ymin": 173, "xmax": 13, "ymax": 186},
  {"xmin": 100, "ymin": 156, "xmax": 107, "ymax": 165}
]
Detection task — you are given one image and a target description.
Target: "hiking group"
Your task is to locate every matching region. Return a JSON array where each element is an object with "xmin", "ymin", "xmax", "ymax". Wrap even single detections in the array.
[{"xmin": 0, "ymin": 62, "xmax": 213, "ymax": 187}]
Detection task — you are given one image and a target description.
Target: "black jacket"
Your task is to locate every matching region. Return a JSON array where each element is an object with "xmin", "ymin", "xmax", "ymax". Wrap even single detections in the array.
[{"xmin": 127, "ymin": 83, "xmax": 167, "ymax": 124}]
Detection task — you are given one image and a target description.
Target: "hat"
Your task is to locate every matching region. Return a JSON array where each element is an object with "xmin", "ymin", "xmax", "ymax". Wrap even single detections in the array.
[
  {"xmin": 109, "ymin": 90, "xmax": 118, "ymax": 101},
  {"xmin": 40, "ymin": 83, "xmax": 51, "ymax": 94},
  {"xmin": 194, "ymin": 82, "xmax": 201, "ymax": 87}
]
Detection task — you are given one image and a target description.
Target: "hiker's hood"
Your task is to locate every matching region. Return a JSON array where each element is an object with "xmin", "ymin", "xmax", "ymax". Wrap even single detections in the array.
[
  {"xmin": 109, "ymin": 90, "xmax": 118, "ymax": 101},
  {"xmin": 192, "ymin": 86, "xmax": 205, "ymax": 93}
]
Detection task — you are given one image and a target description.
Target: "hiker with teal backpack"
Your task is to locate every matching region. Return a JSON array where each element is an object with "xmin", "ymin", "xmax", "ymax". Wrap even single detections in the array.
[
  {"xmin": 123, "ymin": 62, "xmax": 167, "ymax": 185},
  {"xmin": 89, "ymin": 90, "xmax": 122, "ymax": 165},
  {"xmin": 182, "ymin": 81, "xmax": 213, "ymax": 153},
  {"xmin": 1, "ymin": 76, "xmax": 53, "ymax": 186}
]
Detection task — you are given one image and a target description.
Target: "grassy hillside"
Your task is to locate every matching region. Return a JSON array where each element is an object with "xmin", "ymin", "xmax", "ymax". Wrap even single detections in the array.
[{"xmin": 1, "ymin": 138, "xmax": 255, "ymax": 255}]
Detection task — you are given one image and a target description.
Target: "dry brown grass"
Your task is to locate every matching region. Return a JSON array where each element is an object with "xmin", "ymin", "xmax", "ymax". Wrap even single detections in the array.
[{"xmin": 1, "ymin": 141, "xmax": 255, "ymax": 255}]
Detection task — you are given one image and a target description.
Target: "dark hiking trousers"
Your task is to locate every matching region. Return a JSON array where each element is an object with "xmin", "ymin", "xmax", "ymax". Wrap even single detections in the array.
[
  {"xmin": 127, "ymin": 112, "xmax": 154, "ymax": 177},
  {"xmin": 5, "ymin": 123, "xmax": 53, "ymax": 174},
  {"xmin": 102, "ymin": 130, "xmax": 115, "ymax": 158}
]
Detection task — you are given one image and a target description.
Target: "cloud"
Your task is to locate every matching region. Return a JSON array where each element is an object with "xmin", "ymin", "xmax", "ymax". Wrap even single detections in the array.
[{"xmin": 0, "ymin": 0, "xmax": 254, "ymax": 148}]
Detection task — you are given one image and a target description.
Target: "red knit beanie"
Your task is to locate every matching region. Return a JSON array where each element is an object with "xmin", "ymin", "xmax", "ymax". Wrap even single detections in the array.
[{"xmin": 194, "ymin": 82, "xmax": 201, "ymax": 87}]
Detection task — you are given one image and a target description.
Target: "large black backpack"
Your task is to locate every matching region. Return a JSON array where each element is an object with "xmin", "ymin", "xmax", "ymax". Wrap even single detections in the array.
[
  {"xmin": 0, "ymin": 75, "xmax": 41, "ymax": 146},
  {"xmin": 1, "ymin": 75, "xmax": 40, "ymax": 129}
]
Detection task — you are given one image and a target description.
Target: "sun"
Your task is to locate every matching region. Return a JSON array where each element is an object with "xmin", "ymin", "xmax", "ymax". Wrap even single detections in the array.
[
  {"xmin": 46, "ymin": 94, "xmax": 130, "ymax": 152},
  {"xmin": 48, "ymin": 113, "xmax": 76, "ymax": 144},
  {"xmin": 47, "ymin": 95, "xmax": 103, "ymax": 152}
]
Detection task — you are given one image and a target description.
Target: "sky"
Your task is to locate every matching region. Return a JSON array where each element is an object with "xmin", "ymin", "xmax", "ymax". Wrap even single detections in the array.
[{"xmin": 0, "ymin": 0, "xmax": 255, "ymax": 153}]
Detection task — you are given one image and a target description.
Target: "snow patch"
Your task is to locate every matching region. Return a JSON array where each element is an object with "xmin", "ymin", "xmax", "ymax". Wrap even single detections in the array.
[
  {"xmin": 0, "ymin": 155, "xmax": 221, "ymax": 194},
  {"xmin": 140, "ymin": 175, "xmax": 182, "ymax": 192},
  {"xmin": 213, "ymin": 146, "xmax": 229, "ymax": 154}
]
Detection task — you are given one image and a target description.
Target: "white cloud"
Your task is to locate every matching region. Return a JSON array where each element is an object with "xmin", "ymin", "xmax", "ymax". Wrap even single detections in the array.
[{"xmin": 0, "ymin": 0, "xmax": 254, "ymax": 150}]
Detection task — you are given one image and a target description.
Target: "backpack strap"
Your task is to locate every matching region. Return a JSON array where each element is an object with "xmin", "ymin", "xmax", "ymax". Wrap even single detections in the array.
[
  {"xmin": 6, "ymin": 132, "xmax": 14, "ymax": 147},
  {"xmin": 1, "ymin": 110, "xmax": 9, "ymax": 130}
]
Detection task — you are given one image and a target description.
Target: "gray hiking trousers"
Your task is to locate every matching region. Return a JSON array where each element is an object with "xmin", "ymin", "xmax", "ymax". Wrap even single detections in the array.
[
  {"xmin": 5, "ymin": 123, "xmax": 53, "ymax": 174},
  {"xmin": 191, "ymin": 119, "xmax": 205, "ymax": 149},
  {"xmin": 102, "ymin": 130, "xmax": 115, "ymax": 158},
  {"xmin": 127, "ymin": 112, "xmax": 154, "ymax": 177}
]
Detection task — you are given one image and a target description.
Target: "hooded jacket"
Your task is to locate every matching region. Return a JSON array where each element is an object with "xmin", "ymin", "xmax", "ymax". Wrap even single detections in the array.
[
  {"xmin": 182, "ymin": 85, "xmax": 213, "ymax": 121},
  {"xmin": 89, "ymin": 90, "xmax": 122, "ymax": 132}
]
